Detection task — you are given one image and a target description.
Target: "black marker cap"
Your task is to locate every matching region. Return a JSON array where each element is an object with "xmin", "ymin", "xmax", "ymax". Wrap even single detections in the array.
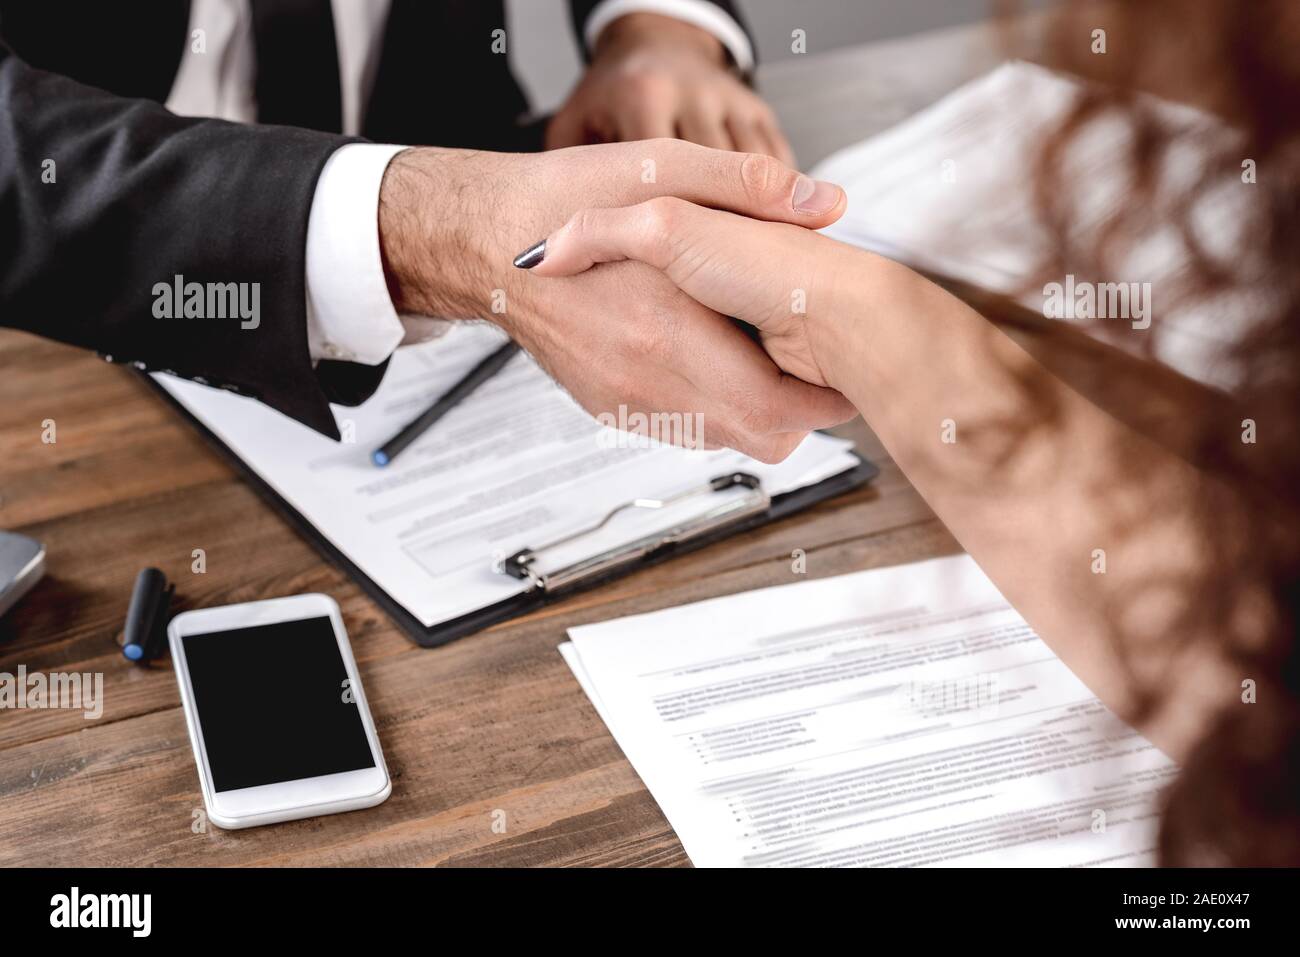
[{"xmin": 122, "ymin": 567, "xmax": 174, "ymax": 663}]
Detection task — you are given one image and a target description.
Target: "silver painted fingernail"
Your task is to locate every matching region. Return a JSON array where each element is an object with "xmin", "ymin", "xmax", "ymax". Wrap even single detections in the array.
[{"xmin": 513, "ymin": 240, "xmax": 546, "ymax": 269}]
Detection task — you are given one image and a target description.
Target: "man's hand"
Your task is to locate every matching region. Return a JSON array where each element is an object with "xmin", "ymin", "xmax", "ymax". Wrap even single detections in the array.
[
  {"xmin": 546, "ymin": 13, "xmax": 795, "ymax": 166},
  {"xmin": 377, "ymin": 139, "xmax": 852, "ymax": 462},
  {"xmin": 522, "ymin": 197, "xmax": 865, "ymax": 391}
]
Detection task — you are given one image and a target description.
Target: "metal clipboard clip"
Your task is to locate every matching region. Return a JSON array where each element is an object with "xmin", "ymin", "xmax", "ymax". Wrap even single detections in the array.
[{"xmin": 497, "ymin": 472, "xmax": 770, "ymax": 594}]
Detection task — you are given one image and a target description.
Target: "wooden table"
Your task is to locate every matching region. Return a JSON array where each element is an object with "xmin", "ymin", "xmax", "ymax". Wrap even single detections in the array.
[{"xmin": 0, "ymin": 21, "xmax": 1017, "ymax": 867}]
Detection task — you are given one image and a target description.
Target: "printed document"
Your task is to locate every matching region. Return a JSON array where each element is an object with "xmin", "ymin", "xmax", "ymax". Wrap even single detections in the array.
[
  {"xmin": 562, "ymin": 554, "xmax": 1175, "ymax": 866},
  {"xmin": 155, "ymin": 323, "xmax": 858, "ymax": 627}
]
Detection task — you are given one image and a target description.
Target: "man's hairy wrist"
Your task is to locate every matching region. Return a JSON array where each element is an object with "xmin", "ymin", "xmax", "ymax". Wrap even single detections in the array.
[{"xmin": 378, "ymin": 147, "xmax": 496, "ymax": 320}]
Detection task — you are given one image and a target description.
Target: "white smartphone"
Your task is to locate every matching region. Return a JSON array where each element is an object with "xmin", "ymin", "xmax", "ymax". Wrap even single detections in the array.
[{"xmin": 168, "ymin": 593, "xmax": 391, "ymax": 830}]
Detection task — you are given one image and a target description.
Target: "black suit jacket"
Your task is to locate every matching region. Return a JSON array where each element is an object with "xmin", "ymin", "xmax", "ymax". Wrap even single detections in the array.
[{"xmin": 0, "ymin": 0, "xmax": 749, "ymax": 437}]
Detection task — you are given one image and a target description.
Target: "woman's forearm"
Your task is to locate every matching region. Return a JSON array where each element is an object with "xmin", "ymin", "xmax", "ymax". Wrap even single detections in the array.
[{"xmin": 814, "ymin": 247, "xmax": 1244, "ymax": 759}]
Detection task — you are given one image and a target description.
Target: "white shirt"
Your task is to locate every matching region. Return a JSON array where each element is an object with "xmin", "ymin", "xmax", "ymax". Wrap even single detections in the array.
[{"xmin": 165, "ymin": 0, "xmax": 753, "ymax": 367}]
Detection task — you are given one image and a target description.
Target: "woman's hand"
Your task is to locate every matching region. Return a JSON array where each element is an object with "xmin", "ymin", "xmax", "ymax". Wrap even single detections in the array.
[{"xmin": 518, "ymin": 195, "xmax": 856, "ymax": 388}]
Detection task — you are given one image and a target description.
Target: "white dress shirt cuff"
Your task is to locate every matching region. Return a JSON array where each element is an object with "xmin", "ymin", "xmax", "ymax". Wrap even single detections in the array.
[
  {"xmin": 305, "ymin": 142, "xmax": 410, "ymax": 365},
  {"xmin": 583, "ymin": 0, "xmax": 755, "ymax": 73}
]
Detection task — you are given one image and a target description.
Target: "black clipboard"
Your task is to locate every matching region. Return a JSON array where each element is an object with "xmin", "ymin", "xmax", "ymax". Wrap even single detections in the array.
[{"xmin": 146, "ymin": 375, "xmax": 877, "ymax": 648}]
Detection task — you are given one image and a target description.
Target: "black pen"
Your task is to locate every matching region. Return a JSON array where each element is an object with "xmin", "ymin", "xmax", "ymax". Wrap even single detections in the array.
[{"xmin": 371, "ymin": 340, "xmax": 520, "ymax": 467}]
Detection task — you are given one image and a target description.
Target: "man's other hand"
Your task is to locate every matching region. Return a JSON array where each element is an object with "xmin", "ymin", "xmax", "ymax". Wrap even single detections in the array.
[{"xmin": 546, "ymin": 13, "xmax": 795, "ymax": 166}]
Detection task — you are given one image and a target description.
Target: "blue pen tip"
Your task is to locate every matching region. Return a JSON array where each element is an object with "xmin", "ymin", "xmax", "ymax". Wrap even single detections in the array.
[
  {"xmin": 372, "ymin": 451, "xmax": 389, "ymax": 467},
  {"xmin": 123, "ymin": 644, "xmax": 144, "ymax": 661}
]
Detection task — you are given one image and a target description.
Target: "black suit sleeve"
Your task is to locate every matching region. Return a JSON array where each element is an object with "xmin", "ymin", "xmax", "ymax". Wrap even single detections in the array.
[
  {"xmin": 567, "ymin": 0, "xmax": 754, "ymax": 66},
  {"xmin": 0, "ymin": 40, "xmax": 378, "ymax": 439}
]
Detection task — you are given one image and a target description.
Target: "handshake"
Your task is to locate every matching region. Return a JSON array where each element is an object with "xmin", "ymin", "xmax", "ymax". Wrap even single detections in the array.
[{"xmin": 377, "ymin": 139, "xmax": 863, "ymax": 463}]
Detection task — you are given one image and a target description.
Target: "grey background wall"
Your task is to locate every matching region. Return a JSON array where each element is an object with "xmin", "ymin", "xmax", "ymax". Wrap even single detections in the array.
[{"xmin": 511, "ymin": 0, "xmax": 1006, "ymax": 113}]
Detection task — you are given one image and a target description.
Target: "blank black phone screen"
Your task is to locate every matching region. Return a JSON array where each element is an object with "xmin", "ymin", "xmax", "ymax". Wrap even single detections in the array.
[{"xmin": 181, "ymin": 616, "xmax": 377, "ymax": 792}]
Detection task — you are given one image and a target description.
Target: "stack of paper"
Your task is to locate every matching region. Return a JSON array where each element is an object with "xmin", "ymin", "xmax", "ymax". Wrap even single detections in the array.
[{"xmin": 562, "ymin": 555, "xmax": 1176, "ymax": 867}]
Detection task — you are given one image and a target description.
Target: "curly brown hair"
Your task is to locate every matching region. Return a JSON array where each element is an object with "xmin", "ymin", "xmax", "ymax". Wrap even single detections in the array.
[{"xmin": 994, "ymin": 0, "xmax": 1300, "ymax": 864}]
